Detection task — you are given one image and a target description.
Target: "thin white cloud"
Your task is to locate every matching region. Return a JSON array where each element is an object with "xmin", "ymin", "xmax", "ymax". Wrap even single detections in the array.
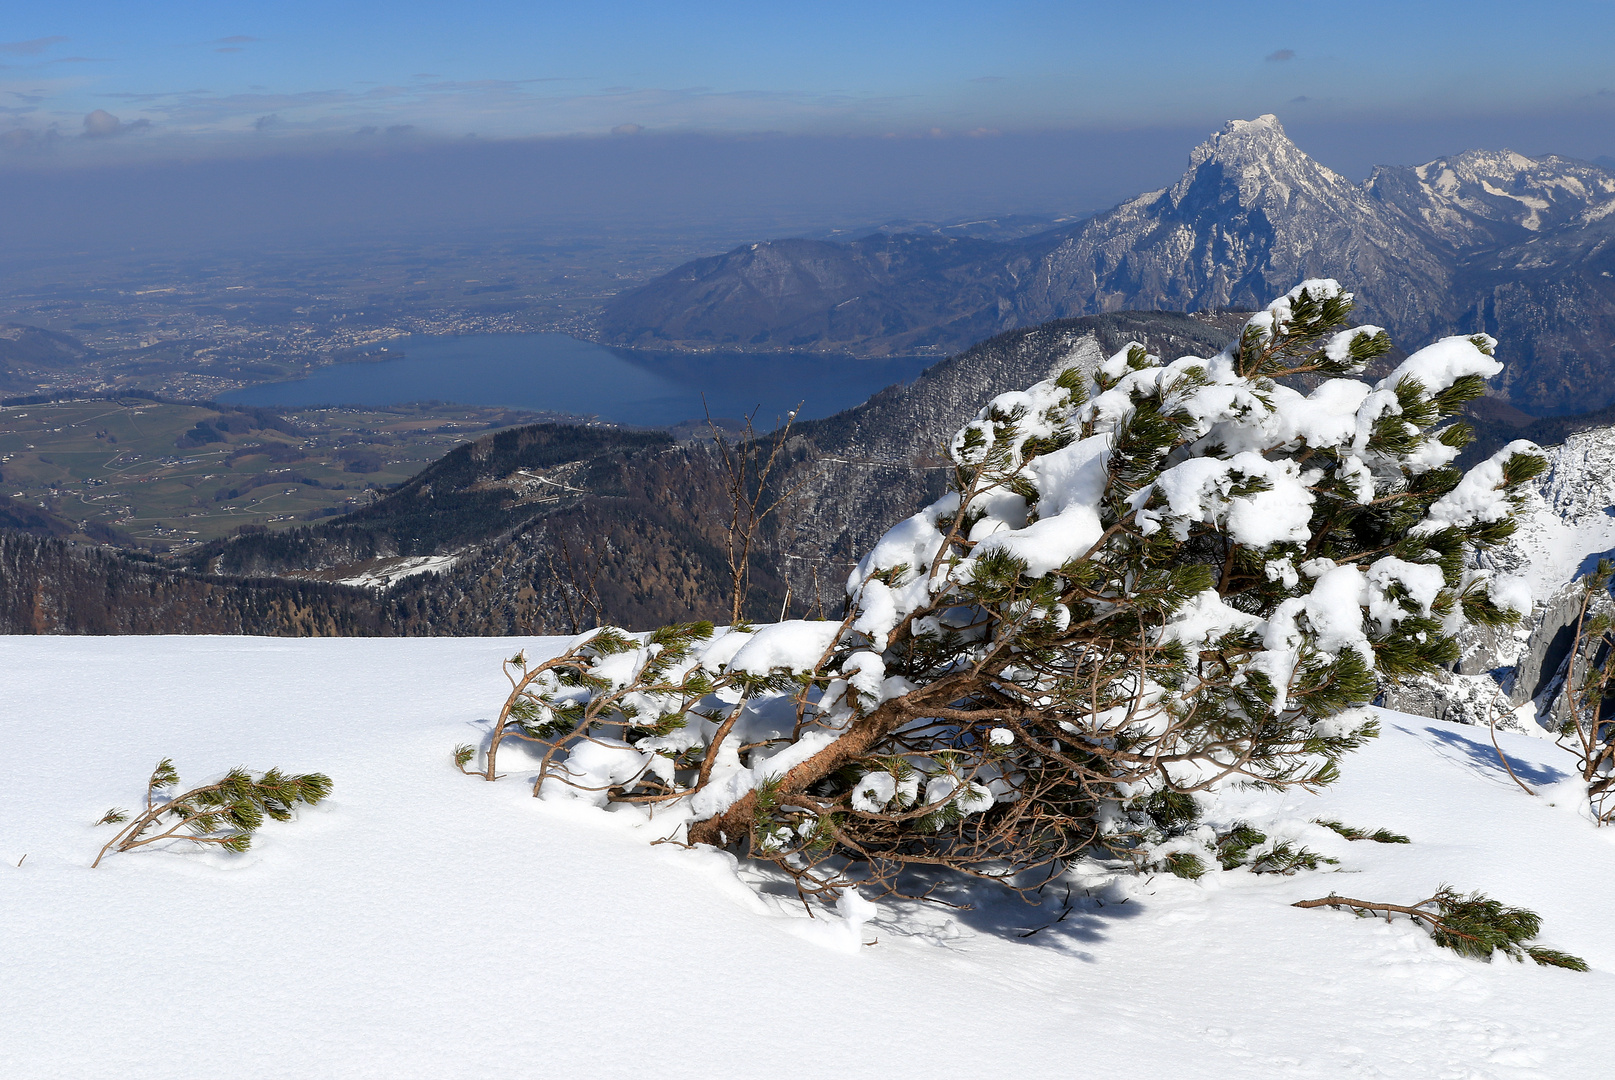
[
  {"xmin": 48, "ymin": 78, "xmax": 914, "ymax": 141},
  {"xmin": 0, "ymin": 126, "xmax": 62, "ymax": 151},
  {"xmin": 82, "ymin": 108, "xmax": 139, "ymax": 137},
  {"xmin": 0, "ymin": 37, "xmax": 68, "ymax": 57}
]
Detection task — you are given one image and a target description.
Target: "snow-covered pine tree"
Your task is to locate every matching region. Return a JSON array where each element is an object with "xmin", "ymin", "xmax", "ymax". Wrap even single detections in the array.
[{"xmin": 467, "ymin": 280, "xmax": 1544, "ymax": 900}]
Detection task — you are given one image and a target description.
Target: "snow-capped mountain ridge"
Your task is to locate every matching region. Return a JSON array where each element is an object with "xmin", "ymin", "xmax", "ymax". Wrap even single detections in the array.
[
  {"xmin": 1368, "ymin": 148, "xmax": 1615, "ymax": 248},
  {"xmin": 604, "ymin": 116, "xmax": 1615, "ymax": 414}
]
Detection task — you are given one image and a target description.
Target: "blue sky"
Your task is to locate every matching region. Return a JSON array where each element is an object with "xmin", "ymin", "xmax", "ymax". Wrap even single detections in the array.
[{"xmin": 5, "ymin": 0, "xmax": 1614, "ymax": 152}]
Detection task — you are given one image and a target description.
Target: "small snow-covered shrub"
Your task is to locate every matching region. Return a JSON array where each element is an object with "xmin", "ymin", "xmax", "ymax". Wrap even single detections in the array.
[
  {"xmin": 466, "ymin": 281, "xmax": 1543, "ymax": 903},
  {"xmin": 93, "ymin": 759, "xmax": 332, "ymax": 867},
  {"xmin": 1294, "ymin": 889, "xmax": 1586, "ymax": 970}
]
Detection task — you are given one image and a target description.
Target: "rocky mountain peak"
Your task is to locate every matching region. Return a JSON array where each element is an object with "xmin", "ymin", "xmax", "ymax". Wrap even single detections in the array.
[
  {"xmin": 1156, "ymin": 116, "xmax": 1382, "ymax": 242},
  {"xmin": 1021, "ymin": 115, "xmax": 1449, "ymax": 334},
  {"xmin": 604, "ymin": 115, "xmax": 1615, "ymax": 415},
  {"xmin": 1188, "ymin": 114, "xmax": 1293, "ymax": 166},
  {"xmin": 1199, "ymin": 116, "xmax": 1335, "ymax": 195}
]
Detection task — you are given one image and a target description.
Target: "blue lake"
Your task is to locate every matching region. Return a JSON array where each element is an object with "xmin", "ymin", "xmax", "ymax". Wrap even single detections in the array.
[{"xmin": 222, "ymin": 333, "xmax": 934, "ymax": 426}]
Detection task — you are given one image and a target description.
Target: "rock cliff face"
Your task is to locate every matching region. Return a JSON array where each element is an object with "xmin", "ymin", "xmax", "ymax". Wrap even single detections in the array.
[{"xmin": 604, "ymin": 115, "xmax": 1615, "ymax": 415}]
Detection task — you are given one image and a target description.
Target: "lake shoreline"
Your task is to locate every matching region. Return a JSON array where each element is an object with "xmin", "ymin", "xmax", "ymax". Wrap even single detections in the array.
[{"xmin": 221, "ymin": 331, "xmax": 932, "ymax": 428}]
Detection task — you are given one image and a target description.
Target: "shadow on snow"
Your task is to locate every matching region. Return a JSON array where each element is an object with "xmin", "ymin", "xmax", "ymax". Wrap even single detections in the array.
[{"xmin": 1404, "ymin": 722, "xmax": 1568, "ymax": 788}]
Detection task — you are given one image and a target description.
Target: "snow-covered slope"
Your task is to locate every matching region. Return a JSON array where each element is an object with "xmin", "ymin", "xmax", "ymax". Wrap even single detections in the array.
[
  {"xmin": 2, "ymin": 636, "xmax": 1610, "ymax": 1079},
  {"xmin": 333, "ymin": 552, "xmax": 459, "ymax": 590}
]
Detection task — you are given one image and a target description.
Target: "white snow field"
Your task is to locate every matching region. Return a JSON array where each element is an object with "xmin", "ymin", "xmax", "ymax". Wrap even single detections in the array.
[{"xmin": 2, "ymin": 635, "xmax": 1610, "ymax": 1080}]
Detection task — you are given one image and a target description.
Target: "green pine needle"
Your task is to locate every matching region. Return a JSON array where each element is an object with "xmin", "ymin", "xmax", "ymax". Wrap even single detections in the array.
[
  {"xmin": 149, "ymin": 758, "xmax": 179, "ymax": 790},
  {"xmin": 1526, "ymin": 947, "xmax": 1589, "ymax": 972},
  {"xmin": 1164, "ymin": 852, "xmax": 1207, "ymax": 880},
  {"xmin": 1314, "ymin": 819, "xmax": 1411, "ymax": 844},
  {"xmin": 1298, "ymin": 888, "xmax": 1585, "ymax": 971}
]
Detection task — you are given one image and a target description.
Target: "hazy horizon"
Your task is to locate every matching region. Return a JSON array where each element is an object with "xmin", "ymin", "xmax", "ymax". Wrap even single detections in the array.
[
  {"xmin": 5, "ymin": 2, "xmax": 1613, "ymax": 263},
  {"xmin": 5, "ymin": 111, "xmax": 1615, "ymax": 264}
]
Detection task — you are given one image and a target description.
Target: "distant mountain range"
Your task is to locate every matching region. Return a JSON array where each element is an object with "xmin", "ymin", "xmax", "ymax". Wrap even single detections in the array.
[{"xmin": 601, "ymin": 115, "xmax": 1615, "ymax": 416}]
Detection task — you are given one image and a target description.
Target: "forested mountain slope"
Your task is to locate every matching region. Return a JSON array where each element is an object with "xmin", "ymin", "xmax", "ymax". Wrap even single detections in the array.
[
  {"xmin": 191, "ymin": 423, "xmax": 672, "ymax": 577},
  {"xmin": 0, "ymin": 531, "xmax": 392, "ymax": 635},
  {"xmin": 0, "ymin": 323, "xmax": 97, "ymax": 395},
  {"xmin": 0, "ymin": 312, "xmax": 1243, "ymax": 633}
]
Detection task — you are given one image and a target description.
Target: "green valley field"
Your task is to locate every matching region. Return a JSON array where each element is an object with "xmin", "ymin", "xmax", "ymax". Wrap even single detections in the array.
[{"xmin": 0, "ymin": 397, "xmax": 559, "ymax": 547}]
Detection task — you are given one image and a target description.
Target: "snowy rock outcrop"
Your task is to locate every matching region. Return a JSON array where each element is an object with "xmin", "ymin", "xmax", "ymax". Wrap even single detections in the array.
[
  {"xmin": 1482, "ymin": 428, "xmax": 1615, "ymax": 600},
  {"xmin": 1379, "ymin": 671, "xmax": 1516, "ymax": 729},
  {"xmin": 1383, "ymin": 425, "xmax": 1615, "ymax": 730}
]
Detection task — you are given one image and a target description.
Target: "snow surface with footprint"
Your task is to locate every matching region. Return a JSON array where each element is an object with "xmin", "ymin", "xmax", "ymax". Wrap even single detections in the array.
[{"xmin": 2, "ymin": 635, "xmax": 1610, "ymax": 1079}]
